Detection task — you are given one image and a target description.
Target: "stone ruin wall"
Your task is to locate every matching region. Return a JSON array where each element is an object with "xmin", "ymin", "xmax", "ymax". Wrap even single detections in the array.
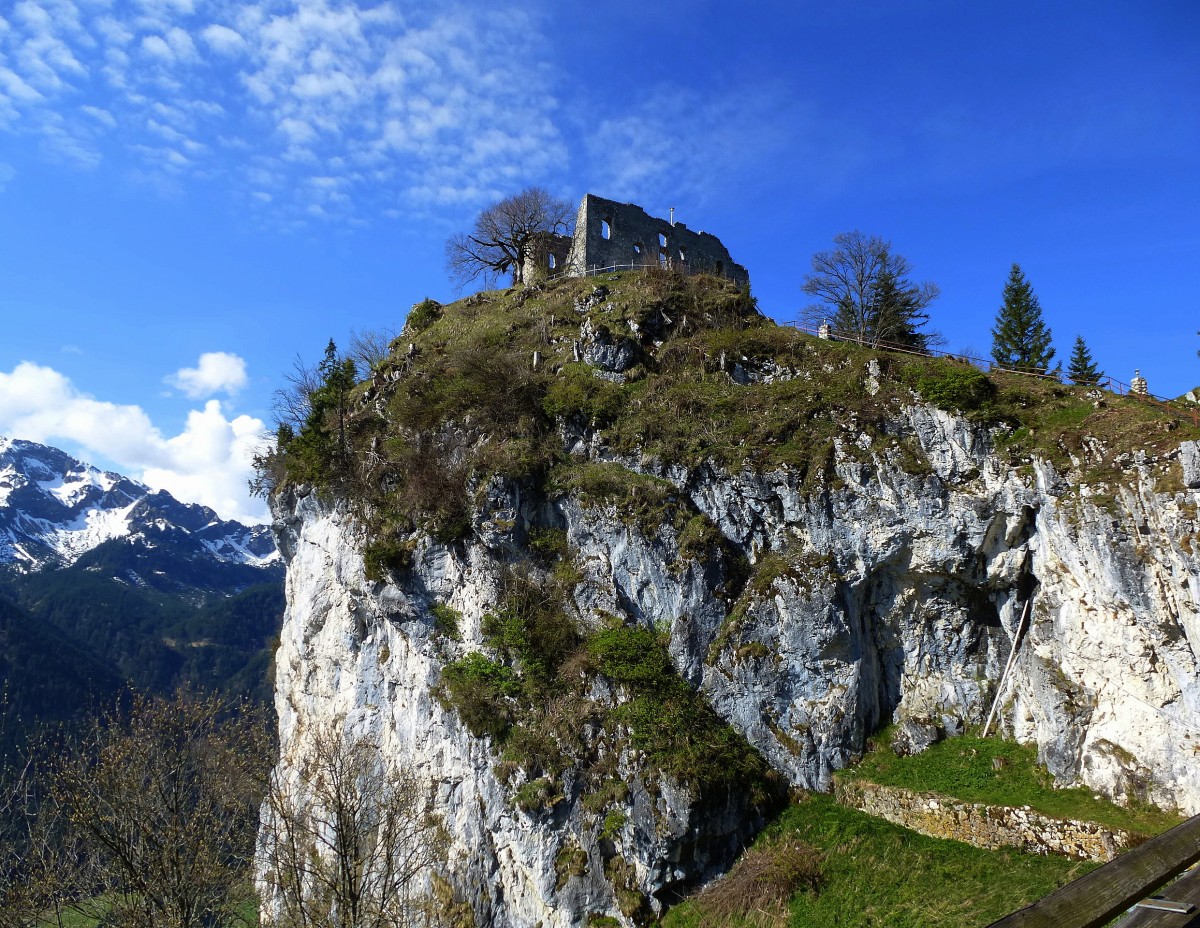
[
  {"xmin": 833, "ymin": 779, "xmax": 1138, "ymax": 862},
  {"xmin": 562, "ymin": 194, "xmax": 749, "ymax": 285}
]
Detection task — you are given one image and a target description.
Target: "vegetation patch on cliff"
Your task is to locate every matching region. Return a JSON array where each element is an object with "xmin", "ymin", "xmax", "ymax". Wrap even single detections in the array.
[{"xmin": 434, "ymin": 567, "xmax": 775, "ymax": 815}]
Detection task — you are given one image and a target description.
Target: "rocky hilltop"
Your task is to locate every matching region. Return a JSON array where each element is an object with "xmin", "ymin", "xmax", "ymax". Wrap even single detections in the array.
[{"xmin": 261, "ymin": 272, "xmax": 1200, "ymax": 927}]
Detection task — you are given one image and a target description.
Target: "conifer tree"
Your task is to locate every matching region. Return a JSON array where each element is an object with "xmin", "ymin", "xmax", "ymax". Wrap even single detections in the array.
[
  {"xmin": 990, "ymin": 264, "xmax": 1056, "ymax": 374},
  {"xmin": 1067, "ymin": 335, "xmax": 1102, "ymax": 386}
]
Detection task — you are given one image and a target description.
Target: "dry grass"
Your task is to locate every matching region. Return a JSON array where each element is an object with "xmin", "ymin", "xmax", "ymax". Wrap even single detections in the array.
[{"xmin": 696, "ymin": 836, "xmax": 824, "ymax": 928}]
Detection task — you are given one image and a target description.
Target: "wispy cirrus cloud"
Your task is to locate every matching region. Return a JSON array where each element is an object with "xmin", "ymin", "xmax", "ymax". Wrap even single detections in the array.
[{"xmin": 0, "ymin": 0, "xmax": 568, "ymax": 220}]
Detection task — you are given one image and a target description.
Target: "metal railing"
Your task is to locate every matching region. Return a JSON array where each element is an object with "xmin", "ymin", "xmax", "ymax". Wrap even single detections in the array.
[{"xmin": 545, "ymin": 260, "xmax": 741, "ymax": 283}]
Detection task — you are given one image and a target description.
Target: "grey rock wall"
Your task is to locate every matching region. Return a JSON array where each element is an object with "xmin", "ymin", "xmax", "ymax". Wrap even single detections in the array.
[{"xmin": 262, "ymin": 408, "xmax": 1200, "ymax": 927}]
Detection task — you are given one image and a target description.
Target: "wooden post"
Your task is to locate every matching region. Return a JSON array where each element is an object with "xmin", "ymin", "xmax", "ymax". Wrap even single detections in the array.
[{"xmin": 986, "ymin": 813, "xmax": 1200, "ymax": 928}]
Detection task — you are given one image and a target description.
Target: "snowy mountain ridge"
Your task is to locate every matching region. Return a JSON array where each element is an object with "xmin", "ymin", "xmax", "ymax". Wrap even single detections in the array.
[{"xmin": 0, "ymin": 436, "xmax": 276, "ymax": 572}]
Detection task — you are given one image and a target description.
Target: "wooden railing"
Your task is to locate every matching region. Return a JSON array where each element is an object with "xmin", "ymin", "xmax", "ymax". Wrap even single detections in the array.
[{"xmin": 986, "ymin": 813, "xmax": 1200, "ymax": 927}]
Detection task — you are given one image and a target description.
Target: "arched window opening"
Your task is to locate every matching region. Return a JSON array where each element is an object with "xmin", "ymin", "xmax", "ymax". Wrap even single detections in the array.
[{"xmin": 601, "ymin": 219, "xmax": 611, "ymax": 240}]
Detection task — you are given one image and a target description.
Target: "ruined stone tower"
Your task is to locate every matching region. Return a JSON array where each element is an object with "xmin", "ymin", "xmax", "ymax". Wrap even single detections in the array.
[{"xmin": 521, "ymin": 193, "xmax": 749, "ymax": 286}]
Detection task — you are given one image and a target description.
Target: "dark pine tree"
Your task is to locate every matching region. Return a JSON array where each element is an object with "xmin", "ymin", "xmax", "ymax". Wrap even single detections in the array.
[
  {"xmin": 870, "ymin": 268, "xmax": 931, "ymax": 351},
  {"xmin": 1067, "ymin": 335, "xmax": 1102, "ymax": 386},
  {"xmin": 991, "ymin": 264, "xmax": 1056, "ymax": 374}
]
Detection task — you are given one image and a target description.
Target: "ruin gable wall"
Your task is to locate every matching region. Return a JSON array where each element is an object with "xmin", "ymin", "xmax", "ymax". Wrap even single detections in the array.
[{"xmin": 566, "ymin": 194, "xmax": 749, "ymax": 285}]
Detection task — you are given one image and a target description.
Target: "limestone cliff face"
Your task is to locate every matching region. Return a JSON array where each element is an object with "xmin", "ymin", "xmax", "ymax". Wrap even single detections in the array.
[{"xmin": 266, "ymin": 390, "xmax": 1200, "ymax": 927}]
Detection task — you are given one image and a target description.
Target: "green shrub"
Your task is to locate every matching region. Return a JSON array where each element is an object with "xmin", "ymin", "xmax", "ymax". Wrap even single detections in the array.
[
  {"xmin": 543, "ymin": 364, "xmax": 626, "ymax": 424},
  {"xmin": 527, "ymin": 527, "xmax": 569, "ymax": 562},
  {"xmin": 481, "ymin": 573, "xmax": 579, "ymax": 686},
  {"xmin": 912, "ymin": 364, "xmax": 996, "ymax": 413},
  {"xmin": 601, "ymin": 810, "xmax": 627, "ymax": 840},
  {"xmin": 555, "ymin": 843, "xmax": 590, "ymax": 888},
  {"xmin": 437, "ymin": 653, "xmax": 519, "ymax": 739},
  {"xmin": 430, "ymin": 602, "xmax": 461, "ymax": 640},
  {"xmin": 587, "ymin": 627, "xmax": 674, "ymax": 687},
  {"xmin": 362, "ymin": 537, "xmax": 415, "ymax": 581},
  {"xmin": 676, "ymin": 514, "xmax": 723, "ymax": 561},
  {"xmin": 406, "ymin": 298, "xmax": 442, "ymax": 332},
  {"xmin": 588, "ymin": 626, "xmax": 770, "ymax": 795},
  {"xmin": 513, "ymin": 776, "xmax": 558, "ymax": 812}
]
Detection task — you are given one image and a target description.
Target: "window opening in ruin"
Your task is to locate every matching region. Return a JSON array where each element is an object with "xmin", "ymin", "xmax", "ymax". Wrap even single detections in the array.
[
  {"xmin": 658, "ymin": 232, "xmax": 667, "ymax": 248},
  {"xmin": 658, "ymin": 252, "xmax": 668, "ymax": 268},
  {"xmin": 633, "ymin": 243, "xmax": 642, "ymax": 254},
  {"xmin": 678, "ymin": 248, "xmax": 687, "ymax": 263},
  {"xmin": 601, "ymin": 219, "xmax": 611, "ymax": 240},
  {"xmin": 548, "ymin": 253, "xmax": 556, "ymax": 269}
]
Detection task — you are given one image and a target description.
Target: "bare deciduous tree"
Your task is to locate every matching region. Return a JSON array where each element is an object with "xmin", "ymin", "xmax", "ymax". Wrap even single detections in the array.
[
  {"xmin": 445, "ymin": 187, "xmax": 574, "ymax": 289},
  {"xmin": 348, "ymin": 327, "xmax": 400, "ymax": 376},
  {"xmin": 259, "ymin": 722, "xmax": 451, "ymax": 928},
  {"xmin": 272, "ymin": 353, "xmax": 325, "ymax": 434},
  {"xmin": 1, "ymin": 692, "xmax": 270, "ymax": 928},
  {"xmin": 800, "ymin": 231, "xmax": 939, "ymax": 350}
]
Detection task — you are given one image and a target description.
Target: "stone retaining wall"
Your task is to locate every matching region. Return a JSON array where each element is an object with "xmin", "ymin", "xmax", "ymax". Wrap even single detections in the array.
[{"xmin": 833, "ymin": 779, "xmax": 1138, "ymax": 862}]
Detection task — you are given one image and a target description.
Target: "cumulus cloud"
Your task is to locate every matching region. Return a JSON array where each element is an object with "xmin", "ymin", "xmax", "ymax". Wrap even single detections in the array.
[
  {"xmin": 166, "ymin": 351, "xmax": 248, "ymax": 398},
  {"xmin": 0, "ymin": 361, "xmax": 268, "ymax": 523}
]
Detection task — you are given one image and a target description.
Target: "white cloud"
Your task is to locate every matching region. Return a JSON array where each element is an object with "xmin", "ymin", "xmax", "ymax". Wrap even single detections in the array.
[
  {"xmin": 0, "ymin": 360, "xmax": 268, "ymax": 523},
  {"xmin": 166, "ymin": 351, "xmax": 248, "ymax": 398},
  {"xmin": 80, "ymin": 103, "xmax": 115, "ymax": 127},
  {"xmin": 201, "ymin": 23, "xmax": 245, "ymax": 56},
  {"xmin": 140, "ymin": 34, "xmax": 173, "ymax": 60},
  {"xmin": 0, "ymin": 2, "xmax": 570, "ymax": 222},
  {"xmin": 584, "ymin": 85, "xmax": 799, "ymax": 208}
]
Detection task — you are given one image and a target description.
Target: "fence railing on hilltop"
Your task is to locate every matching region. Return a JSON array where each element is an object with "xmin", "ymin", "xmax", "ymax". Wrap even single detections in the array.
[
  {"xmin": 546, "ymin": 260, "xmax": 741, "ymax": 284},
  {"xmin": 786, "ymin": 322, "xmax": 1200, "ymax": 429}
]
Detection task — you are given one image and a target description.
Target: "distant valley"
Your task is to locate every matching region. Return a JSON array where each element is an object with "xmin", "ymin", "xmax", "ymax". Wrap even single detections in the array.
[{"xmin": 0, "ymin": 437, "xmax": 283, "ymax": 744}]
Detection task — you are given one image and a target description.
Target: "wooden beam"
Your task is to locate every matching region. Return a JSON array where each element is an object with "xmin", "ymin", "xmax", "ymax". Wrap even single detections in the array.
[
  {"xmin": 1112, "ymin": 864, "xmax": 1200, "ymax": 927},
  {"xmin": 987, "ymin": 814, "xmax": 1200, "ymax": 928}
]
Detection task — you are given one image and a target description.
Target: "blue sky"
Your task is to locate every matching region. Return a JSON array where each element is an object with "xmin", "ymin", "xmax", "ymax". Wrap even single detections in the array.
[{"xmin": 1, "ymin": 0, "xmax": 1197, "ymax": 523}]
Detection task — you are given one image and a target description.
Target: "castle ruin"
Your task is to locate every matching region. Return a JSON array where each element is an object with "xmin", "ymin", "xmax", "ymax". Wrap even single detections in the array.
[{"xmin": 522, "ymin": 193, "xmax": 749, "ymax": 286}]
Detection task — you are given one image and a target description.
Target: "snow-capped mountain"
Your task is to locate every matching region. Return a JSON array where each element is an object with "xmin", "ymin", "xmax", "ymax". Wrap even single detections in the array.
[{"xmin": 0, "ymin": 436, "xmax": 277, "ymax": 572}]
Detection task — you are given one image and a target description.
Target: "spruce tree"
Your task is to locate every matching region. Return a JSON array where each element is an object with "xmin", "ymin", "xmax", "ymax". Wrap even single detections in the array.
[
  {"xmin": 1067, "ymin": 335, "xmax": 1102, "ymax": 386},
  {"xmin": 990, "ymin": 264, "xmax": 1055, "ymax": 374}
]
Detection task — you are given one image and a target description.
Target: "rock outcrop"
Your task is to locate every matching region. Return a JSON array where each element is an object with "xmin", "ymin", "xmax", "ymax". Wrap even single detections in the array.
[
  {"xmin": 261, "ymin": 275, "xmax": 1200, "ymax": 927},
  {"xmin": 266, "ymin": 426, "xmax": 1200, "ymax": 927}
]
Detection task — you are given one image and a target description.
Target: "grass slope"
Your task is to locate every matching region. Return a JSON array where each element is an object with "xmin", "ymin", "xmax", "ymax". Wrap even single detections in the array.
[{"xmin": 663, "ymin": 793, "xmax": 1093, "ymax": 928}]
